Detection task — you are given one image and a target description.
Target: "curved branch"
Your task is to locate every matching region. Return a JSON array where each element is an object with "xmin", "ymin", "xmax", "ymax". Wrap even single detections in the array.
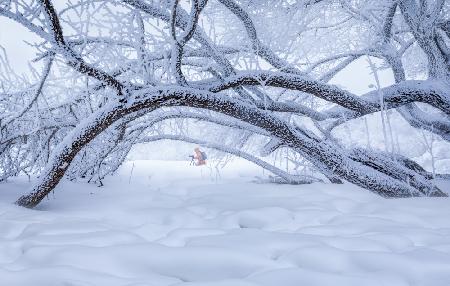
[
  {"xmin": 381, "ymin": 2, "xmax": 398, "ymax": 44},
  {"xmin": 171, "ymin": 0, "xmax": 204, "ymax": 85},
  {"xmin": 208, "ymin": 71, "xmax": 450, "ymax": 117},
  {"xmin": 217, "ymin": 0, "xmax": 301, "ymax": 74},
  {"xmin": 38, "ymin": 0, "xmax": 125, "ymax": 95},
  {"xmin": 17, "ymin": 87, "xmax": 443, "ymax": 208},
  {"xmin": 208, "ymin": 71, "xmax": 376, "ymax": 114},
  {"xmin": 122, "ymin": 0, "xmax": 235, "ymax": 76}
]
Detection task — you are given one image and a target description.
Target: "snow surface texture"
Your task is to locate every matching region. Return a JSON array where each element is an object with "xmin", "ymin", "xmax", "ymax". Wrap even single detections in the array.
[{"xmin": 1, "ymin": 160, "xmax": 450, "ymax": 286}]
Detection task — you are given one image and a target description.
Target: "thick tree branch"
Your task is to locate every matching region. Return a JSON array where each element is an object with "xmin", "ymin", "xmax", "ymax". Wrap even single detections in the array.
[{"xmin": 38, "ymin": 0, "xmax": 126, "ymax": 95}]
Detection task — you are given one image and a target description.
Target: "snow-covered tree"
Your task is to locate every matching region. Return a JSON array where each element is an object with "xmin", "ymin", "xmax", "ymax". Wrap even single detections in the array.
[{"xmin": 0, "ymin": 0, "xmax": 449, "ymax": 208}]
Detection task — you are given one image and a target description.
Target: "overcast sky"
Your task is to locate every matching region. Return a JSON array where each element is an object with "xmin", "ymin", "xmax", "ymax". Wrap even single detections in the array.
[{"xmin": 0, "ymin": 17, "xmax": 41, "ymax": 75}]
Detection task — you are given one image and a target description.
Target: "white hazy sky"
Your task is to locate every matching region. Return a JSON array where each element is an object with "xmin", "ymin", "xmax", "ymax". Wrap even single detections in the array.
[
  {"xmin": 0, "ymin": 0, "xmax": 67, "ymax": 75},
  {"xmin": 0, "ymin": 17, "xmax": 42, "ymax": 75}
]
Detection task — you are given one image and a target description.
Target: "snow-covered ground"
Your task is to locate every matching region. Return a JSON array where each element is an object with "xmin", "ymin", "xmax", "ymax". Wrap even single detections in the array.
[{"xmin": 1, "ymin": 160, "xmax": 450, "ymax": 286}]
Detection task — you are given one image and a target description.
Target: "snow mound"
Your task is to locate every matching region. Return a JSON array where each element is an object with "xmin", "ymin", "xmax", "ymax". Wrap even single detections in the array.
[{"xmin": 1, "ymin": 160, "xmax": 450, "ymax": 285}]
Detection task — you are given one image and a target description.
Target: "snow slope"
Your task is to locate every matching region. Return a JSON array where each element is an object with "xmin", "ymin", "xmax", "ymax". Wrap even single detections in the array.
[{"xmin": 1, "ymin": 160, "xmax": 450, "ymax": 286}]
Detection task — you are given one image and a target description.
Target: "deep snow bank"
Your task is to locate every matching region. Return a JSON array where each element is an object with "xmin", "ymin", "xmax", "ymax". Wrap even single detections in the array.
[{"xmin": 0, "ymin": 160, "xmax": 450, "ymax": 286}]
